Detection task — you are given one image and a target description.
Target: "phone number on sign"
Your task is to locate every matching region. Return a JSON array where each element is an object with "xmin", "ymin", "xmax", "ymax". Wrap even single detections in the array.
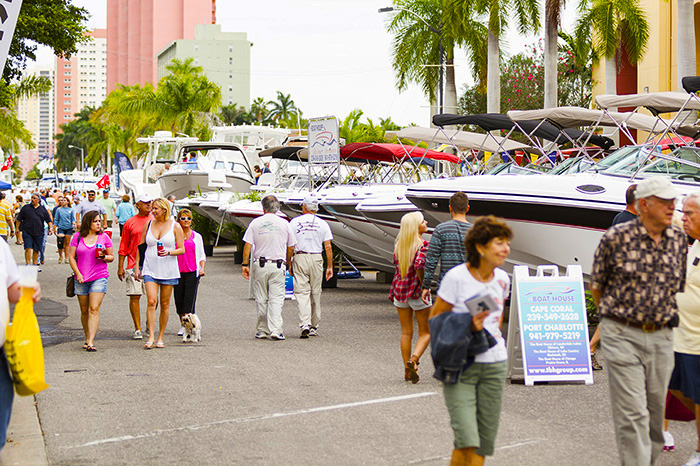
[
  {"xmin": 528, "ymin": 331, "xmax": 582, "ymax": 341},
  {"xmin": 526, "ymin": 313, "xmax": 579, "ymax": 322}
]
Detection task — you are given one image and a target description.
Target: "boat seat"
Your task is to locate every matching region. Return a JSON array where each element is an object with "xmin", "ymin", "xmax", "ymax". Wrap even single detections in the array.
[
  {"xmin": 208, "ymin": 170, "xmax": 232, "ymax": 189},
  {"xmin": 257, "ymin": 173, "xmax": 275, "ymax": 186},
  {"xmin": 682, "ymin": 76, "xmax": 700, "ymax": 94}
]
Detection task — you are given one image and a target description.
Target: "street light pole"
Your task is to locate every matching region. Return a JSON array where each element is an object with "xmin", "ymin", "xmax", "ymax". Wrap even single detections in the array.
[
  {"xmin": 378, "ymin": 6, "xmax": 444, "ymax": 114},
  {"xmin": 68, "ymin": 145, "xmax": 85, "ymax": 191}
]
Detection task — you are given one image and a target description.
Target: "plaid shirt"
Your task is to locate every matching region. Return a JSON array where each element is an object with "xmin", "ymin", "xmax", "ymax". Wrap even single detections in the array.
[
  {"xmin": 591, "ymin": 217, "xmax": 687, "ymax": 325},
  {"xmin": 390, "ymin": 240, "xmax": 429, "ymax": 302}
]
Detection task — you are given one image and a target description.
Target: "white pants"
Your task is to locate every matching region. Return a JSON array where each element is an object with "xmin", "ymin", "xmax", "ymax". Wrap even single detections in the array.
[
  {"xmin": 292, "ymin": 253, "xmax": 323, "ymax": 328},
  {"xmin": 252, "ymin": 261, "xmax": 285, "ymax": 335}
]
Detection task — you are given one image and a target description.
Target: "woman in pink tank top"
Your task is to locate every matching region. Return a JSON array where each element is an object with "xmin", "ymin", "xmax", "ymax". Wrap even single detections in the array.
[{"xmin": 173, "ymin": 209, "xmax": 206, "ymax": 333}]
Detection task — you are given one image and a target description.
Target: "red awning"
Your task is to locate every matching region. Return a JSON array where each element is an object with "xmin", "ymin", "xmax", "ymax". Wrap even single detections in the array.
[{"xmin": 340, "ymin": 143, "xmax": 460, "ymax": 164}]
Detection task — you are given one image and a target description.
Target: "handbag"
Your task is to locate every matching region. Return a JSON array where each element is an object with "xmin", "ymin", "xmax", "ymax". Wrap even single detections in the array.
[
  {"xmin": 4, "ymin": 288, "xmax": 50, "ymax": 396},
  {"xmin": 66, "ymin": 275, "xmax": 75, "ymax": 298}
]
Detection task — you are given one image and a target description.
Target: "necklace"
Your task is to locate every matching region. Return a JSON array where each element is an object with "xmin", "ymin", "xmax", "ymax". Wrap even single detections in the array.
[{"xmin": 468, "ymin": 264, "xmax": 493, "ymax": 283}]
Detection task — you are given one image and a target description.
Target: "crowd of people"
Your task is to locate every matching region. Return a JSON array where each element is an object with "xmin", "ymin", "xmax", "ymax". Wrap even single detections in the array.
[{"xmin": 0, "ymin": 178, "xmax": 698, "ymax": 466}]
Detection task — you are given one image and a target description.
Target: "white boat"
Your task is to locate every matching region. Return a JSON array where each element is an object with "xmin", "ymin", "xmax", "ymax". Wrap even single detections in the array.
[
  {"xmin": 158, "ymin": 142, "xmax": 260, "ymax": 199},
  {"xmin": 120, "ymin": 131, "xmax": 198, "ymax": 202}
]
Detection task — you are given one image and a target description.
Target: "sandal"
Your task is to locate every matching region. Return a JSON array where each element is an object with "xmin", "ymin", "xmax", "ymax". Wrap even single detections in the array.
[
  {"xmin": 155, "ymin": 342, "xmax": 165, "ymax": 349},
  {"xmin": 404, "ymin": 368, "xmax": 411, "ymax": 381},
  {"xmin": 406, "ymin": 356, "xmax": 420, "ymax": 384},
  {"xmin": 86, "ymin": 345, "xmax": 97, "ymax": 352},
  {"xmin": 82, "ymin": 342, "xmax": 88, "ymax": 350},
  {"xmin": 144, "ymin": 341, "xmax": 155, "ymax": 350}
]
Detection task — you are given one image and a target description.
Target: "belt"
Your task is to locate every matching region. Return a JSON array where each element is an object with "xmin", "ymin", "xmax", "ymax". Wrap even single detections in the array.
[
  {"xmin": 257, "ymin": 257, "xmax": 286, "ymax": 269},
  {"xmin": 604, "ymin": 315, "xmax": 670, "ymax": 333},
  {"xmin": 295, "ymin": 251, "xmax": 322, "ymax": 255}
]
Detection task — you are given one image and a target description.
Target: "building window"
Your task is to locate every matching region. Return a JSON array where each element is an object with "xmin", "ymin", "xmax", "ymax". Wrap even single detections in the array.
[
  {"xmin": 229, "ymin": 45, "xmax": 233, "ymax": 53},
  {"xmin": 228, "ymin": 86, "xmax": 233, "ymax": 92},
  {"xmin": 194, "ymin": 45, "xmax": 199, "ymax": 53},
  {"xmin": 229, "ymin": 57, "xmax": 233, "ymax": 65},
  {"xmin": 229, "ymin": 72, "xmax": 233, "ymax": 79},
  {"xmin": 64, "ymin": 86, "xmax": 71, "ymax": 90}
]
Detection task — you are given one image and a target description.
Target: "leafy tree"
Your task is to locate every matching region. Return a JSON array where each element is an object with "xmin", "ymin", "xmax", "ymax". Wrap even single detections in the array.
[
  {"xmin": 387, "ymin": 0, "xmax": 487, "ymax": 113},
  {"xmin": 116, "ymin": 58, "xmax": 221, "ymax": 140},
  {"xmin": 339, "ymin": 109, "xmax": 389, "ymax": 143},
  {"xmin": 249, "ymin": 97, "xmax": 271, "ymax": 124},
  {"xmin": 458, "ymin": 40, "xmax": 593, "ymax": 114},
  {"xmin": 0, "ymin": 75, "xmax": 52, "ymax": 154},
  {"xmin": 268, "ymin": 91, "xmax": 298, "ymax": 124},
  {"xmin": 25, "ymin": 163, "xmax": 41, "ymax": 180},
  {"xmin": 5, "ymin": 0, "xmax": 90, "ymax": 81},
  {"xmin": 218, "ymin": 104, "xmax": 250, "ymax": 125}
]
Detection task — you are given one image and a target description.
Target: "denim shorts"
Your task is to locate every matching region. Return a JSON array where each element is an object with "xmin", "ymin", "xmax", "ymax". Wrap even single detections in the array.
[
  {"xmin": 393, "ymin": 297, "xmax": 431, "ymax": 311},
  {"xmin": 23, "ymin": 233, "xmax": 43, "ymax": 252},
  {"xmin": 74, "ymin": 277, "xmax": 108, "ymax": 295},
  {"xmin": 142, "ymin": 275, "xmax": 179, "ymax": 286}
]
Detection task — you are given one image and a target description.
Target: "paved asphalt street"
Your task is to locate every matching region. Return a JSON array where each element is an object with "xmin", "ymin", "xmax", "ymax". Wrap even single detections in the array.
[{"xmin": 1, "ymin": 233, "xmax": 697, "ymax": 465}]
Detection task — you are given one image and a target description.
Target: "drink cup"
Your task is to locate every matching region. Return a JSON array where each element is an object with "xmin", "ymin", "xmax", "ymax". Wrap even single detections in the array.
[
  {"xmin": 157, "ymin": 241, "xmax": 164, "ymax": 255},
  {"xmin": 95, "ymin": 243, "xmax": 103, "ymax": 258},
  {"xmin": 18, "ymin": 265, "xmax": 38, "ymax": 288}
]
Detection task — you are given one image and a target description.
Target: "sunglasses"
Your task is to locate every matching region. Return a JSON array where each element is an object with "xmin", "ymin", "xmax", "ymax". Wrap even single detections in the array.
[{"xmin": 179, "ymin": 217, "xmax": 192, "ymax": 221}]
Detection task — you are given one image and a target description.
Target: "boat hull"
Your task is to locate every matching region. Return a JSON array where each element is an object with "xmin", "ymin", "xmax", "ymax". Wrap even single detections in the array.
[{"xmin": 158, "ymin": 171, "xmax": 253, "ymax": 200}]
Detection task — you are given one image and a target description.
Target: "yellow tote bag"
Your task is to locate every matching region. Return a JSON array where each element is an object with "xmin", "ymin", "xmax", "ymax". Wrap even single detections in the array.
[{"xmin": 4, "ymin": 288, "xmax": 49, "ymax": 396}]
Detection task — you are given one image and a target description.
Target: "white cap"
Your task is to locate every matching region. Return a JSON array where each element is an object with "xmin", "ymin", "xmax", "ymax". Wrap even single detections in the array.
[
  {"xmin": 136, "ymin": 193, "xmax": 153, "ymax": 203},
  {"xmin": 635, "ymin": 177, "xmax": 678, "ymax": 200},
  {"xmin": 302, "ymin": 195, "xmax": 319, "ymax": 210}
]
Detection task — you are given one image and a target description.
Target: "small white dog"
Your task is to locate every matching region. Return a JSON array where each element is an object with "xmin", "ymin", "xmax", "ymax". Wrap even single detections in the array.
[{"xmin": 181, "ymin": 313, "xmax": 201, "ymax": 343}]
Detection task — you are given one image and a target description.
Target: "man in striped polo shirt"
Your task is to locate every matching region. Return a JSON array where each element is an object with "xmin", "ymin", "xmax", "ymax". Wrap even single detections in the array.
[{"xmin": 421, "ymin": 192, "xmax": 471, "ymax": 304}]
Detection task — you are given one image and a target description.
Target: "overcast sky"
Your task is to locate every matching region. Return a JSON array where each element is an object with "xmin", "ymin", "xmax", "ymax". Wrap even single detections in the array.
[{"xmin": 33, "ymin": 0, "xmax": 578, "ymax": 127}]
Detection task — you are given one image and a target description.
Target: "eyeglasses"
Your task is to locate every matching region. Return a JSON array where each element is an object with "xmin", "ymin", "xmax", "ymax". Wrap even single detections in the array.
[{"xmin": 179, "ymin": 217, "xmax": 192, "ymax": 221}]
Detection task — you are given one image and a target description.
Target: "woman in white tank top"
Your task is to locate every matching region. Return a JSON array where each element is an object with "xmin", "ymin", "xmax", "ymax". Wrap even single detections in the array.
[{"xmin": 135, "ymin": 198, "xmax": 184, "ymax": 349}]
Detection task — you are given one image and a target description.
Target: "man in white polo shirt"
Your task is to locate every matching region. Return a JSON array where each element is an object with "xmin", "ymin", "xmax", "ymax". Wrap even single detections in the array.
[
  {"xmin": 241, "ymin": 195, "xmax": 296, "ymax": 341},
  {"xmin": 290, "ymin": 195, "xmax": 333, "ymax": 338}
]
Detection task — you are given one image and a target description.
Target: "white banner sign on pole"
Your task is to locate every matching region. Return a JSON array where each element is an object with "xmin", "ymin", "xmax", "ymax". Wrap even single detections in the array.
[
  {"xmin": 307, "ymin": 116, "xmax": 340, "ymax": 165},
  {"xmin": 0, "ymin": 0, "xmax": 23, "ymax": 74},
  {"xmin": 506, "ymin": 265, "xmax": 594, "ymax": 386}
]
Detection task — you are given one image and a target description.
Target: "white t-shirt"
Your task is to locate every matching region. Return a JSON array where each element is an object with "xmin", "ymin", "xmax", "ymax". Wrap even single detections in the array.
[
  {"xmin": 437, "ymin": 264, "xmax": 511, "ymax": 363},
  {"xmin": 289, "ymin": 214, "xmax": 333, "ymax": 253},
  {"xmin": 243, "ymin": 213, "xmax": 296, "ymax": 261}
]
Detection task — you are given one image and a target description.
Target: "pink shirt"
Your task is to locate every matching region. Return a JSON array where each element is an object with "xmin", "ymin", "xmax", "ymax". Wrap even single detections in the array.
[
  {"xmin": 70, "ymin": 232, "xmax": 113, "ymax": 282},
  {"xmin": 178, "ymin": 234, "xmax": 197, "ymax": 273}
]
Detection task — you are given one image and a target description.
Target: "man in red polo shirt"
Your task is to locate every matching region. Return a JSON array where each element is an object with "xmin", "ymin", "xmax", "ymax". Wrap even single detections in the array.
[{"xmin": 117, "ymin": 193, "xmax": 154, "ymax": 340}]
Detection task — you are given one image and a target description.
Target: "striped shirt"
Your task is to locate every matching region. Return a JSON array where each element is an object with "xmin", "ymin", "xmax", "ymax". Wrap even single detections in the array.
[
  {"xmin": 0, "ymin": 200, "xmax": 13, "ymax": 236},
  {"xmin": 422, "ymin": 219, "xmax": 471, "ymax": 289}
]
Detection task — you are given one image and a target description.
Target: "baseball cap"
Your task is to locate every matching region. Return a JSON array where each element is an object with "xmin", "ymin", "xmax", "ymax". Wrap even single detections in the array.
[
  {"xmin": 136, "ymin": 193, "xmax": 153, "ymax": 203},
  {"xmin": 302, "ymin": 195, "xmax": 319, "ymax": 210},
  {"xmin": 635, "ymin": 177, "xmax": 678, "ymax": 200},
  {"xmin": 103, "ymin": 189, "xmax": 109, "ymax": 193}
]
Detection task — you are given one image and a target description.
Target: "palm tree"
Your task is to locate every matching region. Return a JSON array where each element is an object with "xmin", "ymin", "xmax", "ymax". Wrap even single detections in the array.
[
  {"xmin": 447, "ymin": 0, "xmax": 540, "ymax": 113},
  {"xmin": 585, "ymin": 0, "xmax": 649, "ymax": 101},
  {"xmin": 0, "ymin": 75, "xmax": 52, "ymax": 153},
  {"xmin": 249, "ymin": 97, "xmax": 270, "ymax": 123},
  {"xmin": 117, "ymin": 58, "xmax": 222, "ymax": 140},
  {"xmin": 387, "ymin": 0, "xmax": 487, "ymax": 114},
  {"xmin": 544, "ymin": 0, "xmax": 564, "ymax": 107},
  {"xmin": 268, "ymin": 91, "xmax": 298, "ymax": 124},
  {"xmin": 677, "ymin": 0, "xmax": 695, "ymax": 88},
  {"xmin": 218, "ymin": 103, "xmax": 247, "ymax": 125}
]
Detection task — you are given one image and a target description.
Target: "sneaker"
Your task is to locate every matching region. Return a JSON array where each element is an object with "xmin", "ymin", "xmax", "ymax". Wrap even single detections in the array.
[
  {"xmin": 177, "ymin": 326, "xmax": 185, "ymax": 336},
  {"xmin": 270, "ymin": 333, "xmax": 285, "ymax": 341},
  {"xmin": 309, "ymin": 327, "xmax": 318, "ymax": 337},
  {"xmin": 254, "ymin": 332, "xmax": 268, "ymax": 340},
  {"xmin": 300, "ymin": 326, "xmax": 310, "ymax": 339},
  {"xmin": 133, "ymin": 330, "xmax": 143, "ymax": 340},
  {"xmin": 591, "ymin": 352, "xmax": 603, "ymax": 371},
  {"xmin": 663, "ymin": 430, "xmax": 675, "ymax": 452},
  {"xmin": 682, "ymin": 450, "xmax": 700, "ymax": 465}
]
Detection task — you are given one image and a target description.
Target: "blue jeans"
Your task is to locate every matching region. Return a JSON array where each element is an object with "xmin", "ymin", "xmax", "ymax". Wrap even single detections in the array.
[
  {"xmin": 39, "ymin": 229, "xmax": 47, "ymax": 263},
  {"xmin": 0, "ymin": 349, "xmax": 14, "ymax": 450}
]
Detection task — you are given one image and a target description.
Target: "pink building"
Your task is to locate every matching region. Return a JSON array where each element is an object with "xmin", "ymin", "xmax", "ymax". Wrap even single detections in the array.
[
  {"xmin": 106, "ymin": 0, "xmax": 215, "ymax": 93},
  {"xmin": 55, "ymin": 29, "xmax": 107, "ymax": 131}
]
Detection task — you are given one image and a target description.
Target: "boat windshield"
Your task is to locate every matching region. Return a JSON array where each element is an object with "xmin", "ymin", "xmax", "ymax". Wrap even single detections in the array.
[
  {"xmin": 635, "ymin": 147, "xmax": 700, "ymax": 182},
  {"xmin": 549, "ymin": 157, "xmax": 596, "ymax": 175},
  {"xmin": 598, "ymin": 146, "xmax": 653, "ymax": 175}
]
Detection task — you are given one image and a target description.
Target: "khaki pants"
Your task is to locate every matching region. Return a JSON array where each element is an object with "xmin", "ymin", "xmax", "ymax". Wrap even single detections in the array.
[
  {"xmin": 292, "ymin": 253, "xmax": 323, "ymax": 329},
  {"xmin": 251, "ymin": 261, "xmax": 285, "ymax": 335},
  {"xmin": 601, "ymin": 318, "xmax": 674, "ymax": 466}
]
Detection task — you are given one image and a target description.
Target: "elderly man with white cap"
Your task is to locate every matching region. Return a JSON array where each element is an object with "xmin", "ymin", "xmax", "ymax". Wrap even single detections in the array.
[
  {"xmin": 242, "ymin": 195, "xmax": 296, "ymax": 341},
  {"xmin": 289, "ymin": 195, "xmax": 333, "ymax": 338},
  {"xmin": 591, "ymin": 177, "xmax": 687, "ymax": 466}
]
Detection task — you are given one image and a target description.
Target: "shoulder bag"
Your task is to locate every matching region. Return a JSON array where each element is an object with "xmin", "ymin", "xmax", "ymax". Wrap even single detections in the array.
[
  {"xmin": 66, "ymin": 275, "xmax": 75, "ymax": 298},
  {"xmin": 138, "ymin": 221, "xmax": 152, "ymax": 269}
]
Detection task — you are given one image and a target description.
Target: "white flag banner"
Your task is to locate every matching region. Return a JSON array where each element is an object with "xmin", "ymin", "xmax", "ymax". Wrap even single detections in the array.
[{"xmin": 0, "ymin": 0, "xmax": 23, "ymax": 74}]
